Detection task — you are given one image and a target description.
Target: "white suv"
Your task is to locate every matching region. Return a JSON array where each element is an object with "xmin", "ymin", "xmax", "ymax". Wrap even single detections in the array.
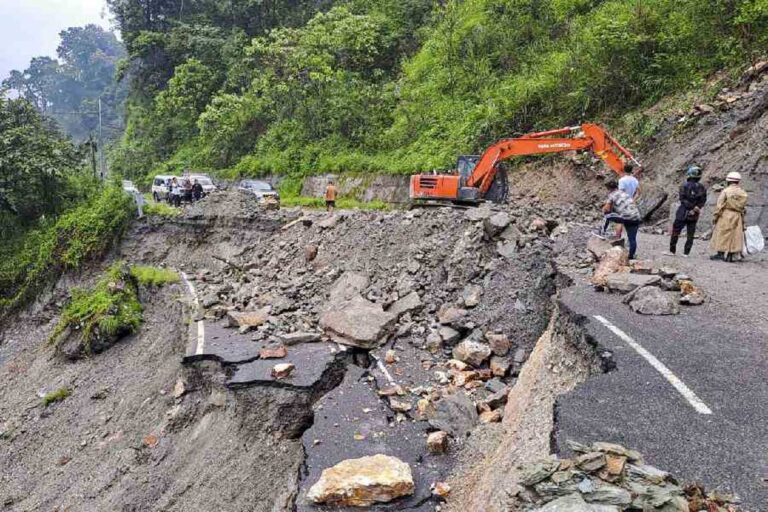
[{"xmin": 151, "ymin": 175, "xmax": 177, "ymax": 201}]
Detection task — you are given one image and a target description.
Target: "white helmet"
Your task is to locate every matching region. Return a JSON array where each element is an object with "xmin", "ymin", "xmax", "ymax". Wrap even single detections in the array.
[{"xmin": 726, "ymin": 171, "xmax": 742, "ymax": 182}]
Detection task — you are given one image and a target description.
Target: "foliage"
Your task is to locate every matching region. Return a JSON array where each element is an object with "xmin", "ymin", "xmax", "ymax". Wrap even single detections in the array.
[
  {"xmin": 143, "ymin": 197, "xmax": 181, "ymax": 217},
  {"xmin": 2, "ymin": 24, "xmax": 127, "ymax": 143},
  {"xmin": 49, "ymin": 263, "xmax": 143, "ymax": 354},
  {"xmin": 42, "ymin": 387, "xmax": 72, "ymax": 407},
  {"xmin": 130, "ymin": 265, "xmax": 180, "ymax": 286},
  {"xmin": 110, "ymin": 0, "xmax": 768, "ymax": 180},
  {"xmin": 0, "ymin": 186, "xmax": 134, "ymax": 318},
  {"xmin": 279, "ymin": 196, "xmax": 390, "ymax": 210}
]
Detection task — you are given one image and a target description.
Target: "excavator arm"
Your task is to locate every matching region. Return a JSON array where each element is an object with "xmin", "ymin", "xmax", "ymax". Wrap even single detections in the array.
[{"xmin": 409, "ymin": 123, "xmax": 642, "ymax": 203}]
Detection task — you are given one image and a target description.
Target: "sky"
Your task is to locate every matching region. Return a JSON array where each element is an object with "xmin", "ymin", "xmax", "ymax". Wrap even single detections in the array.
[{"xmin": 0, "ymin": 0, "xmax": 113, "ymax": 80}]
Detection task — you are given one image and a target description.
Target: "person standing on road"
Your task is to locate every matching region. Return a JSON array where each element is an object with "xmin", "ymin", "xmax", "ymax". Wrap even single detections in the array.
[
  {"xmin": 170, "ymin": 177, "xmax": 182, "ymax": 207},
  {"xmin": 192, "ymin": 179, "xmax": 203, "ymax": 201},
  {"xmin": 615, "ymin": 164, "xmax": 640, "ymax": 237},
  {"xmin": 710, "ymin": 171, "xmax": 748, "ymax": 262},
  {"xmin": 324, "ymin": 180, "xmax": 338, "ymax": 213},
  {"xmin": 601, "ymin": 178, "xmax": 642, "ymax": 260},
  {"xmin": 665, "ymin": 165, "xmax": 707, "ymax": 257}
]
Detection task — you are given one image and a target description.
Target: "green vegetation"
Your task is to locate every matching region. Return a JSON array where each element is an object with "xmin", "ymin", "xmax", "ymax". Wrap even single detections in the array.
[
  {"xmin": 42, "ymin": 387, "xmax": 72, "ymax": 407},
  {"xmin": 143, "ymin": 197, "xmax": 181, "ymax": 217},
  {"xmin": 280, "ymin": 196, "xmax": 390, "ymax": 210},
  {"xmin": 0, "ymin": 186, "xmax": 134, "ymax": 318},
  {"xmin": 106, "ymin": 0, "xmax": 768, "ymax": 183},
  {"xmin": 49, "ymin": 263, "xmax": 143, "ymax": 354},
  {"xmin": 130, "ymin": 265, "xmax": 180, "ymax": 286}
]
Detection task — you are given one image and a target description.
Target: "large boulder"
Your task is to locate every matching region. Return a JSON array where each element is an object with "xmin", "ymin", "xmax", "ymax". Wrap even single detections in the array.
[
  {"xmin": 591, "ymin": 247, "xmax": 629, "ymax": 287},
  {"xmin": 225, "ymin": 309, "xmax": 269, "ymax": 329},
  {"xmin": 629, "ymin": 287, "xmax": 680, "ymax": 315},
  {"xmin": 306, "ymin": 454, "xmax": 414, "ymax": 506},
  {"xmin": 388, "ymin": 291, "xmax": 422, "ymax": 317},
  {"xmin": 605, "ymin": 273, "xmax": 661, "ymax": 293},
  {"xmin": 319, "ymin": 296, "xmax": 397, "ymax": 348}
]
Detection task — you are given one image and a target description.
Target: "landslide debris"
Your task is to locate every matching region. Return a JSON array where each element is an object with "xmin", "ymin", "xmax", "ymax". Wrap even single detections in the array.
[{"xmin": 511, "ymin": 441, "xmax": 739, "ymax": 512}]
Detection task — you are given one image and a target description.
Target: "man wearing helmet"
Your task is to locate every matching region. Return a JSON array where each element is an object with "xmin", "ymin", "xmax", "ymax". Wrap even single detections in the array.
[
  {"xmin": 665, "ymin": 165, "xmax": 707, "ymax": 257},
  {"xmin": 710, "ymin": 171, "xmax": 748, "ymax": 262}
]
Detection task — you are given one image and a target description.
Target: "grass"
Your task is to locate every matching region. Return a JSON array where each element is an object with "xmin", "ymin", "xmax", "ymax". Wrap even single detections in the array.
[
  {"xmin": 130, "ymin": 265, "xmax": 180, "ymax": 286},
  {"xmin": 49, "ymin": 263, "xmax": 143, "ymax": 354},
  {"xmin": 279, "ymin": 196, "xmax": 391, "ymax": 210},
  {"xmin": 143, "ymin": 195, "xmax": 181, "ymax": 217},
  {"xmin": 42, "ymin": 387, "xmax": 71, "ymax": 406}
]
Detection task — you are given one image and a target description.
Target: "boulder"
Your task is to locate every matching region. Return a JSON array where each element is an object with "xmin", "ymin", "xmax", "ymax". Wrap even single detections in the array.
[
  {"xmin": 465, "ymin": 205, "xmax": 494, "ymax": 221},
  {"xmin": 605, "ymin": 273, "xmax": 661, "ymax": 293},
  {"xmin": 304, "ymin": 244, "xmax": 318, "ymax": 262},
  {"xmin": 306, "ymin": 454, "xmax": 415, "ymax": 506},
  {"xmin": 484, "ymin": 212, "xmax": 511, "ymax": 237},
  {"xmin": 426, "ymin": 431, "xmax": 449, "ymax": 454},
  {"xmin": 586, "ymin": 235, "xmax": 615, "ymax": 260},
  {"xmin": 461, "ymin": 284, "xmax": 484, "ymax": 307},
  {"xmin": 388, "ymin": 291, "xmax": 422, "ymax": 317},
  {"xmin": 497, "ymin": 241, "xmax": 517, "ymax": 259},
  {"xmin": 225, "ymin": 309, "xmax": 269, "ymax": 329},
  {"xmin": 317, "ymin": 215, "xmax": 341, "ymax": 229},
  {"xmin": 427, "ymin": 391, "xmax": 478, "ymax": 438},
  {"xmin": 490, "ymin": 356, "xmax": 511, "ymax": 377},
  {"xmin": 328, "ymin": 272, "xmax": 370, "ymax": 304},
  {"xmin": 452, "ymin": 339, "xmax": 491, "ymax": 367},
  {"xmin": 536, "ymin": 494, "xmax": 620, "ymax": 512},
  {"xmin": 438, "ymin": 326, "xmax": 461, "ymax": 344},
  {"xmin": 486, "ymin": 333, "xmax": 510, "ymax": 356},
  {"xmin": 437, "ymin": 304, "xmax": 468, "ymax": 325},
  {"xmin": 591, "ymin": 247, "xmax": 628, "ymax": 287},
  {"xmin": 629, "ymin": 287, "xmax": 680, "ymax": 315},
  {"xmin": 319, "ymin": 296, "xmax": 397, "ymax": 348},
  {"xmin": 425, "ymin": 332, "xmax": 443, "ymax": 353}
]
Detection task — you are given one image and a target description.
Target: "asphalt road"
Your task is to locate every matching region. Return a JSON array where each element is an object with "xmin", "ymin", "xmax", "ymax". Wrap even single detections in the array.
[{"xmin": 556, "ymin": 234, "xmax": 768, "ymax": 511}]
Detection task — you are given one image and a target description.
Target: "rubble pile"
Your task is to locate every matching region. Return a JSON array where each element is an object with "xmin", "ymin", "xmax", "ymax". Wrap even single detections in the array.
[
  {"xmin": 587, "ymin": 235, "xmax": 707, "ymax": 315},
  {"xmin": 512, "ymin": 441, "xmax": 739, "ymax": 512}
]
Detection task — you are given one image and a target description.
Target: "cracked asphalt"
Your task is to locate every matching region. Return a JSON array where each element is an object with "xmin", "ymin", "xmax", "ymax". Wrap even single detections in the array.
[{"xmin": 556, "ymin": 233, "xmax": 768, "ymax": 510}]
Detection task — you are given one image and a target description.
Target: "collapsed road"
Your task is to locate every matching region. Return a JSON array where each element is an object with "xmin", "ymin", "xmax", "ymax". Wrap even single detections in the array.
[{"xmin": 0, "ymin": 189, "xmax": 760, "ymax": 511}]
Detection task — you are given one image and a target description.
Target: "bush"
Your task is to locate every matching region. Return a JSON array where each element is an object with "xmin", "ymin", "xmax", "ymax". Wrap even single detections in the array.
[
  {"xmin": 130, "ymin": 265, "xmax": 180, "ymax": 286},
  {"xmin": 49, "ymin": 263, "xmax": 143, "ymax": 356},
  {"xmin": 144, "ymin": 199, "xmax": 181, "ymax": 217},
  {"xmin": 0, "ymin": 186, "xmax": 134, "ymax": 318},
  {"xmin": 42, "ymin": 387, "xmax": 72, "ymax": 407}
]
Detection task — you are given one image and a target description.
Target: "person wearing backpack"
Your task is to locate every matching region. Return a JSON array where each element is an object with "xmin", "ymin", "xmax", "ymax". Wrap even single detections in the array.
[
  {"xmin": 710, "ymin": 172, "xmax": 748, "ymax": 262},
  {"xmin": 664, "ymin": 165, "xmax": 707, "ymax": 257}
]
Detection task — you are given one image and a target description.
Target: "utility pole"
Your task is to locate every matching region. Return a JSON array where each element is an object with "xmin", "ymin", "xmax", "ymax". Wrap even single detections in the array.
[
  {"xmin": 88, "ymin": 134, "xmax": 97, "ymax": 177},
  {"xmin": 98, "ymin": 97, "xmax": 105, "ymax": 179}
]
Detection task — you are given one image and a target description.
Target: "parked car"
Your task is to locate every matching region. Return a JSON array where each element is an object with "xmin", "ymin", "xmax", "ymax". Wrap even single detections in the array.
[
  {"xmin": 189, "ymin": 175, "xmax": 217, "ymax": 195},
  {"xmin": 151, "ymin": 174, "xmax": 178, "ymax": 201},
  {"xmin": 237, "ymin": 179, "xmax": 280, "ymax": 203}
]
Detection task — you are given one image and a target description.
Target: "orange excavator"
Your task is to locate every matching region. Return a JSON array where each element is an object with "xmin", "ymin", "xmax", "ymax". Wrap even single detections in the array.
[{"xmin": 409, "ymin": 123, "xmax": 642, "ymax": 204}]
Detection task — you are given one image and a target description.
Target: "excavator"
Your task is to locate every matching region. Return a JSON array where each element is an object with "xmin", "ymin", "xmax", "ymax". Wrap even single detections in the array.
[{"xmin": 409, "ymin": 123, "xmax": 642, "ymax": 204}]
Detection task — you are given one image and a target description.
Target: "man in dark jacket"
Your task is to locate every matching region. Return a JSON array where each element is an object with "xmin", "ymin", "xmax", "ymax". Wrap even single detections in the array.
[{"xmin": 666, "ymin": 165, "xmax": 707, "ymax": 257}]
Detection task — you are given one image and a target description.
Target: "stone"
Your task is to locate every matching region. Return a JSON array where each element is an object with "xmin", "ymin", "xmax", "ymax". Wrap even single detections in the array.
[
  {"xmin": 604, "ymin": 454, "xmax": 626, "ymax": 476},
  {"xmin": 658, "ymin": 266, "xmax": 678, "ymax": 278},
  {"xmin": 586, "ymin": 235, "xmax": 615, "ymax": 260},
  {"xmin": 582, "ymin": 484, "xmax": 632, "ymax": 506},
  {"xmin": 437, "ymin": 304, "xmax": 468, "ymax": 325},
  {"xmin": 484, "ymin": 212, "xmax": 511, "ymax": 237},
  {"xmin": 679, "ymin": 280, "xmax": 706, "ymax": 305},
  {"xmin": 317, "ymin": 215, "xmax": 341, "ymax": 229},
  {"xmin": 529, "ymin": 217, "xmax": 548, "ymax": 232},
  {"xmin": 271, "ymin": 363, "xmax": 295, "ymax": 379},
  {"xmin": 304, "ymin": 244, "xmax": 318, "ymax": 262},
  {"xmin": 479, "ymin": 409, "xmax": 502, "ymax": 423},
  {"xmin": 536, "ymin": 494, "xmax": 620, "ymax": 512},
  {"xmin": 629, "ymin": 287, "xmax": 680, "ymax": 316},
  {"xmin": 461, "ymin": 284, "xmax": 484, "ymax": 307},
  {"xmin": 465, "ymin": 205, "xmax": 494, "ymax": 221},
  {"xmin": 384, "ymin": 349, "xmax": 398, "ymax": 364},
  {"xmin": 519, "ymin": 459, "xmax": 560, "ymax": 486},
  {"xmin": 629, "ymin": 260, "xmax": 654, "ymax": 274},
  {"xmin": 591, "ymin": 247, "xmax": 629, "ymax": 287},
  {"xmin": 319, "ymin": 296, "xmax": 397, "ymax": 349},
  {"xmin": 425, "ymin": 332, "xmax": 443, "ymax": 353},
  {"xmin": 478, "ymin": 388, "xmax": 508, "ymax": 411},
  {"xmin": 389, "ymin": 398, "xmax": 411, "ymax": 413},
  {"xmin": 426, "ymin": 430, "xmax": 449, "ymax": 454},
  {"xmin": 388, "ymin": 291, "xmax": 422, "ymax": 317},
  {"xmin": 438, "ymin": 326, "xmax": 461, "ymax": 344},
  {"xmin": 172, "ymin": 379, "xmax": 186, "ymax": 399},
  {"xmin": 225, "ymin": 309, "xmax": 269, "ymax": 328},
  {"xmin": 427, "ymin": 391, "xmax": 478, "ymax": 438},
  {"xmin": 328, "ymin": 271, "xmax": 370, "ymax": 304},
  {"xmin": 626, "ymin": 464, "xmax": 671, "ymax": 485},
  {"xmin": 496, "ymin": 241, "xmax": 517, "ymax": 259},
  {"xmin": 306, "ymin": 454, "xmax": 415, "ymax": 506},
  {"xmin": 260, "ymin": 345, "xmax": 287, "ymax": 359},
  {"xmin": 452, "ymin": 339, "xmax": 491, "ymax": 367},
  {"xmin": 576, "ymin": 452, "xmax": 606, "ymax": 472},
  {"xmin": 490, "ymin": 356, "xmax": 511, "ymax": 377},
  {"xmin": 432, "ymin": 482, "xmax": 451, "ymax": 498},
  {"xmin": 513, "ymin": 348, "xmax": 526, "ymax": 363},
  {"xmin": 279, "ymin": 332, "xmax": 321, "ymax": 345},
  {"xmin": 486, "ymin": 333, "xmax": 510, "ymax": 356},
  {"xmin": 605, "ymin": 273, "xmax": 661, "ymax": 293},
  {"xmin": 500, "ymin": 224, "xmax": 523, "ymax": 243}
]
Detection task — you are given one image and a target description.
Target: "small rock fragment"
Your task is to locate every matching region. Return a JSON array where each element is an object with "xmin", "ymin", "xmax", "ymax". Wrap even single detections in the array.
[
  {"xmin": 426, "ymin": 431, "xmax": 449, "ymax": 454},
  {"xmin": 271, "ymin": 363, "xmax": 295, "ymax": 379}
]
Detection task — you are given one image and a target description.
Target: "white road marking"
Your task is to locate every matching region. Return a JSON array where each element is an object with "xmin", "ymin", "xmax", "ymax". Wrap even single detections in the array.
[
  {"xmin": 180, "ymin": 272, "xmax": 206, "ymax": 356},
  {"xmin": 593, "ymin": 315, "xmax": 713, "ymax": 415}
]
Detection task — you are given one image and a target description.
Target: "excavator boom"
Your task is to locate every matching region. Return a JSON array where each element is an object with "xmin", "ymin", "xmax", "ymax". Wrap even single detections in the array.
[{"xmin": 409, "ymin": 123, "xmax": 641, "ymax": 203}]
